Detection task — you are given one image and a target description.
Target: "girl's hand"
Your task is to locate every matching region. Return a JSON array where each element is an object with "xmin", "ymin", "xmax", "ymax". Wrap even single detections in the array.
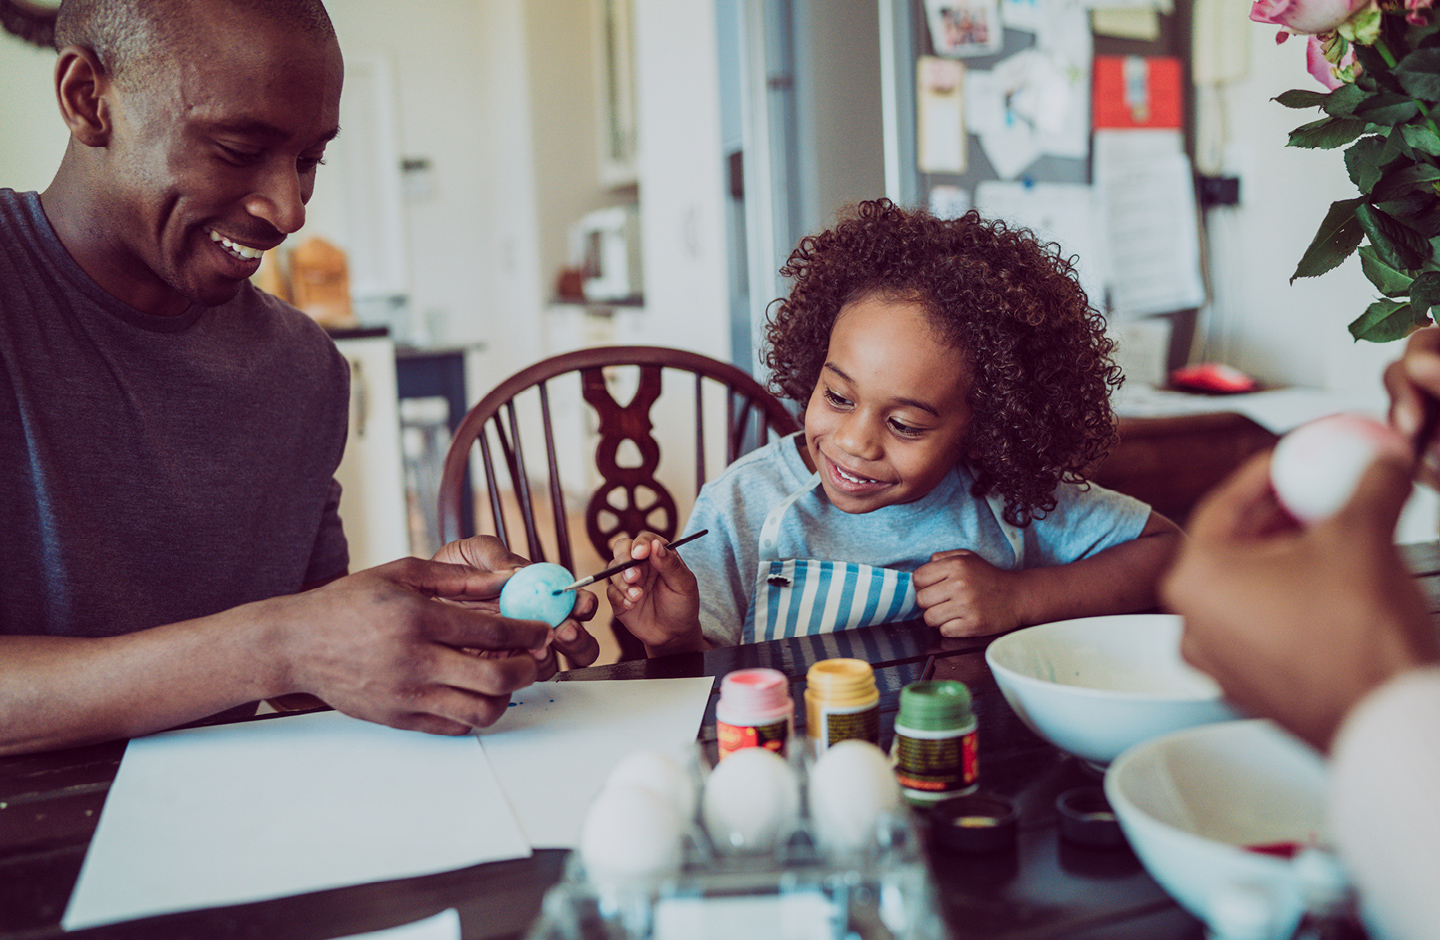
[
  {"xmin": 913, "ymin": 550, "xmax": 1022, "ymax": 637},
  {"xmin": 605, "ymin": 533, "xmax": 705, "ymax": 655}
]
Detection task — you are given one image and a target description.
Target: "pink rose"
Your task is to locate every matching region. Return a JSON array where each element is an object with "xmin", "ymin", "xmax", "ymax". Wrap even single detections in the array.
[
  {"xmin": 1307, "ymin": 34, "xmax": 1344, "ymax": 88},
  {"xmin": 1306, "ymin": 32, "xmax": 1362, "ymax": 88},
  {"xmin": 1251, "ymin": 0, "xmax": 1366, "ymax": 33},
  {"xmin": 1407, "ymin": 0, "xmax": 1434, "ymax": 25}
]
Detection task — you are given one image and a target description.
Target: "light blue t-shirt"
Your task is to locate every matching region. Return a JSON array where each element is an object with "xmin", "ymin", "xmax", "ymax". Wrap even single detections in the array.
[{"xmin": 681, "ymin": 432, "xmax": 1152, "ymax": 646}]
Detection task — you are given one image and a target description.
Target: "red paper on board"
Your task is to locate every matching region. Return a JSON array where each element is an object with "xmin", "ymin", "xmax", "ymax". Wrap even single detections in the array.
[{"xmin": 1093, "ymin": 55, "xmax": 1184, "ymax": 130}]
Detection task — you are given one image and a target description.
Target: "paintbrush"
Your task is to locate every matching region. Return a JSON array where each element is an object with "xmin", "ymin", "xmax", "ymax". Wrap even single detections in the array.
[{"xmin": 551, "ymin": 529, "xmax": 711, "ymax": 594}]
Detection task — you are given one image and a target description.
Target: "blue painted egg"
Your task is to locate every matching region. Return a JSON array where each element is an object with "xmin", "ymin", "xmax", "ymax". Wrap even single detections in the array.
[{"xmin": 499, "ymin": 562, "xmax": 577, "ymax": 628}]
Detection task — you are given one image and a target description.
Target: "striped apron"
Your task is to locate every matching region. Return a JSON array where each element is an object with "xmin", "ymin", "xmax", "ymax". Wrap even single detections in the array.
[{"xmin": 742, "ymin": 472, "xmax": 1025, "ymax": 643}]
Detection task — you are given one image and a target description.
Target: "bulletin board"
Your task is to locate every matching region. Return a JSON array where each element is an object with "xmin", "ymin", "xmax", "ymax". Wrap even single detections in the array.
[{"xmin": 903, "ymin": 0, "xmax": 1201, "ymax": 372}]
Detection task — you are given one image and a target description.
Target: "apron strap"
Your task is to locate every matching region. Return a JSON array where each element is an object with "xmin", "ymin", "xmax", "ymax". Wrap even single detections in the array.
[
  {"xmin": 983, "ymin": 490, "xmax": 1025, "ymax": 569},
  {"xmin": 758, "ymin": 471, "xmax": 821, "ymax": 562}
]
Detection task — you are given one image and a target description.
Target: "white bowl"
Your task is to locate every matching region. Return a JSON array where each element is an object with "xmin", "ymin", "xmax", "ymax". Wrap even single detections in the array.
[
  {"xmin": 984, "ymin": 614, "xmax": 1240, "ymax": 765},
  {"xmin": 1105, "ymin": 719, "xmax": 1330, "ymax": 931}
]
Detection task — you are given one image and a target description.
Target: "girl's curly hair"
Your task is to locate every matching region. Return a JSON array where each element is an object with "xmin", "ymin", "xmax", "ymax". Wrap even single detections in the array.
[{"xmin": 763, "ymin": 198, "xmax": 1123, "ymax": 527}]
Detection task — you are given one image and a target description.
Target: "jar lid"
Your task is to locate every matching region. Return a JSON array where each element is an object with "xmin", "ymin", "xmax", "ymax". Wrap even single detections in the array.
[
  {"xmin": 929, "ymin": 792, "xmax": 1018, "ymax": 853},
  {"xmin": 719, "ymin": 668, "xmax": 791, "ymax": 712},
  {"xmin": 1056, "ymin": 786, "xmax": 1126, "ymax": 849},
  {"xmin": 806, "ymin": 658, "xmax": 876, "ymax": 698},
  {"xmin": 898, "ymin": 680, "xmax": 973, "ymax": 730}
]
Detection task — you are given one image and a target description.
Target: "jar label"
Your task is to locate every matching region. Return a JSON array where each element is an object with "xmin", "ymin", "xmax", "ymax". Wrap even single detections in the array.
[
  {"xmin": 816, "ymin": 704, "xmax": 880, "ymax": 749},
  {"xmin": 894, "ymin": 729, "xmax": 978, "ymax": 799},
  {"xmin": 716, "ymin": 718, "xmax": 789, "ymax": 759}
]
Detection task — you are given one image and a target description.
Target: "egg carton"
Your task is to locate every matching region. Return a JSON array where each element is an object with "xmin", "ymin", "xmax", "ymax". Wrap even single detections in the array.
[{"xmin": 525, "ymin": 745, "xmax": 946, "ymax": 940}]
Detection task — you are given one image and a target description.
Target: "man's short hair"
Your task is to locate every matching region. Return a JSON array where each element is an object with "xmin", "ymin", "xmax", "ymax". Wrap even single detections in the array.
[{"xmin": 53, "ymin": 0, "xmax": 335, "ymax": 88}]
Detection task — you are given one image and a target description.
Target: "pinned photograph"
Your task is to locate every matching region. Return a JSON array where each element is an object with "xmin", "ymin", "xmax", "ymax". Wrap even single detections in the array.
[{"xmin": 925, "ymin": 0, "xmax": 1004, "ymax": 58}]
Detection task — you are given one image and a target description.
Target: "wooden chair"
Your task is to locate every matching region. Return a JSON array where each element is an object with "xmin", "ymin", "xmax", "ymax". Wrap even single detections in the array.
[{"xmin": 438, "ymin": 345, "xmax": 800, "ymax": 660}]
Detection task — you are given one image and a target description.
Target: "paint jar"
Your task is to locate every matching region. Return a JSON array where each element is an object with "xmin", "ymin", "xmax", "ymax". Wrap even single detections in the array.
[
  {"xmin": 891, "ymin": 680, "xmax": 978, "ymax": 805},
  {"xmin": 804, "ymin": 658, "xmax": 879, "ymax": 752},
  {"xmin": 716, "ymin": 668, "xmax": 794, "ymax": 760}
]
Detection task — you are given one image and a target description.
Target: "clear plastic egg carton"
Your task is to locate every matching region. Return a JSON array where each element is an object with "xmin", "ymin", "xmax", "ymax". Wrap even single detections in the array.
[{"xmin": 525, "ymin": 745, "xmax": 945, "ymax": 940}]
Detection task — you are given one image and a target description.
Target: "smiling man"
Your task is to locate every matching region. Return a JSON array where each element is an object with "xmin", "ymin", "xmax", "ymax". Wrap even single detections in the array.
[{"xmin": 0, "ymin": 0, "xmax": 598, "ymax": 756}]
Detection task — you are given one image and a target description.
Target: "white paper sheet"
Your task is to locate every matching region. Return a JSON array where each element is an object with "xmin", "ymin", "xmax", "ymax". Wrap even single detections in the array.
[
  {"xmin": 63, "ymin": 711, "xmax": 531, "ymax": 931},
  {"xmin": 1094, "ymin": 130, "xmax": 1207, "ymax": 319},
  {"xmin": 331, "ymin": 909, "xmax": 462, "ymax": 940},
  {"xmin": 476, "ymin": 677, "xmax": 716, "ymax": 848},
  {"xmin": 1111, "ymin": 385, "xmax": 1381, "ymax": 434}
]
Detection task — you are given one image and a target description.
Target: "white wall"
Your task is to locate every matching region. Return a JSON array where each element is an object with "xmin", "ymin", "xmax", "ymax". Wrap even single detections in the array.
[
  {"xmin": 0, "ymin": 37, "xmax": 68, "ymax": 193},
  {"xmin": 632, "ymin": 0, "xmax": 732, "ymax": 357}
]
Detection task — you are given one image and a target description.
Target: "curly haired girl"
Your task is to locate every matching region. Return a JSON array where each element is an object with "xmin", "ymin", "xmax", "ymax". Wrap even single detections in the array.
[{"xmin": 607, "ymin": 199, "xmax": 1181, "ymax": 652}]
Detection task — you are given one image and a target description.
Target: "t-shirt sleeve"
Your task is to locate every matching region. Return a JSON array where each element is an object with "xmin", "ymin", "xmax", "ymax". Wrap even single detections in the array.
[
  {"xmin": 304, "ymin": 476, "xmax": 349, "ymax": 585},
  {"xmin": 1025, "ymin": 481, "xmax": 1153, "ymax": 567},
  {"xmin": 685, "ymin": 485, "xmax": 751, "ymax": 647}
]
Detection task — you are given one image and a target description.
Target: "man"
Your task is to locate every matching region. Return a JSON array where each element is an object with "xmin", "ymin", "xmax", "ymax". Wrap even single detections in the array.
[
  {"xmin": 0, "ymin": 0, "xmax": 598, "ymax": 757},
  {"xmin": 1163, "ymin": 326, "xmax": 1440, "ymax": 940}
]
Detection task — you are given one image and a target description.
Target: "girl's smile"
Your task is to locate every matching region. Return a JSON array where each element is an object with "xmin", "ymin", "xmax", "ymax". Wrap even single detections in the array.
[{"xmin": 802, "ymin": 294, "xmax": 973, "ymax": 513}]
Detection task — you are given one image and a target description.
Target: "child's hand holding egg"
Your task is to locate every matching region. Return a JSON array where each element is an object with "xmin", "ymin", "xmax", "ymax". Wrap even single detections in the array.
[{"xmin": 498, "ymin": 562, "xmax": 577, "ymax": 627}]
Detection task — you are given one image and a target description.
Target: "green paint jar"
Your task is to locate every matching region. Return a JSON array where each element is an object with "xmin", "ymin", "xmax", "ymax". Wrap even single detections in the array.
[{"xmin": 891, "ymin": 680, "xmax": 978, "ymax": 805}]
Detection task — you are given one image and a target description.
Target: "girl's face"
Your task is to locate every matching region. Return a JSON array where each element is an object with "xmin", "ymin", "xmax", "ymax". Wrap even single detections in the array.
[{"xmin": 803, "ymin": 295, "xmax": 973, "ymax": 513}]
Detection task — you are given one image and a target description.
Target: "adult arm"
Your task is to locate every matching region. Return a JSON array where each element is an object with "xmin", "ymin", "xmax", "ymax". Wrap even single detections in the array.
[
  {"xmin": 1159, "ymin": 443, "xmax": 1437, "ymax": 751},
  {"xmin": 914, "ymin": 510, "xmax": 1183, "ymax": 636},
  {"xmin": 0, "ymin": 540, "xmax": 594, "ymax": 756}
]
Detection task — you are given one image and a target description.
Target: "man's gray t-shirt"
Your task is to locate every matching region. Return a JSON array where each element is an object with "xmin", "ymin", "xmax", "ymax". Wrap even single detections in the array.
[
  {"xmin": 0, "ymin": 189, "xmax": 350, "ymax": 638},
  {"xmin": 682, "ymin": 433, "xmax": 1152, "ymax": 645}
]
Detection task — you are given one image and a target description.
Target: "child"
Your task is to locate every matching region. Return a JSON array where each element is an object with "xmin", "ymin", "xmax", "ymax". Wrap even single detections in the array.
[{"xmin": 608, "ymin": 199, "xmax": 1182, "ymax": 654}]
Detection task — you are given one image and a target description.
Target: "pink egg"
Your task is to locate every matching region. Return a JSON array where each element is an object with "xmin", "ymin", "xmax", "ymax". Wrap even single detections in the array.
[{"xmin": 1269, "ymin": 413, "xmax": 1400, "ymax": 524}]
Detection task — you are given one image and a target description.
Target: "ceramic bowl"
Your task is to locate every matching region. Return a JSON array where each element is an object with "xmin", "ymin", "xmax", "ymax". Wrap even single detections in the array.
[
  {"xmin": 984, "ymin": 614, "xmax": 1240, "ymax": 765},
  {"xmin": 1104, "ymin": 719, "xmax": 1330, "ymax": 931}
]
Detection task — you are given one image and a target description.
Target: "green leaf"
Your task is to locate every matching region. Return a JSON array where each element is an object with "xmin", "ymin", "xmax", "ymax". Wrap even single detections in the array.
[
  {"xmin": 1410, "ymin": 271, "xmax": 1440, "ymax": 314},
  {"xmin": 1400, "ymin": 122, "xmax": 1440, "ymax": 156},
  {"xmin": 1360, "ymin": 245, "xmax": 1416, "ymax": 295},
  {"xmin": 1292, "ymin": 198, "xmax": 1366, "ymax": 281},
  {"xmin": 1288, "ymin": 117, "xmax": 1369, "ymax": 149},
  {"xmin": 1396, "ymin": 49, "xmax": 1440, "ymax": 100},
  {"xmin": 1321, "ymin": 83, "xmax": 1370, "ymax": 117},
  {"xmin": 1349, "ymin": 299, "xmax": 1429, "ymax": 343},
  {"xmin": 1382, "ymin": 125, "xmax": 1417, "ymax": 162},
  {"xmin": 1345, "ymin": 136, "xmax": 1390, "ymax": 192},
  {"xmin": 1274, "ymin": 88, "xmax": 1330, "ymax": 109},
  {"xmin": 1372, "ymin": 163, "xmax": 1440, "ymax": 200},
  {"xmin": 1374, "ymin": 193, "xmax": 1440, "ymax": 235},
  {"xmin": 1354, "ymin": 93, "xmax": 1421, "ymax": 125},
  {"xmin": 1356, "ymin": 202, "xmax": 1433, "ymax": 270}
]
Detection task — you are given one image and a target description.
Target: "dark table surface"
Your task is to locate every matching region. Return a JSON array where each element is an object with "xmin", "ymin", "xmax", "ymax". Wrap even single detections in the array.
[{"xmin": 9, "ymin": 542, "xmax": 1440, "ymax": 940}]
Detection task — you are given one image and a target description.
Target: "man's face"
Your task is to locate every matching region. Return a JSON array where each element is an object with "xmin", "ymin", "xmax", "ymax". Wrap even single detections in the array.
[{"xmin": 99, "ymin": 7, "xmax": 342, "ymax": 315}]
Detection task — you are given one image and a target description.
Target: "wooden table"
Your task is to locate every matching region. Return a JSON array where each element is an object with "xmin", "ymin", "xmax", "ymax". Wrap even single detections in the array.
[{"xmin": 14, "ymin": 544, "xmax": 1440, "ymax": 940}]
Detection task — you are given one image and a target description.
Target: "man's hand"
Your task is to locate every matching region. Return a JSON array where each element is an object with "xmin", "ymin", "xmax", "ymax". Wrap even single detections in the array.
[
  {"xmin": 430, "ymin": 536, "xmax": 601, "ymax": 674},
  {"xmin": 277, "ymin": 556, "xmax": 560, "ymax": 734},
  {"xmin": 1162, "ymin": 445, "xmax": 1438, "ymax": 751},
  {"xmin": 1385, "ymin": 325, "xmax": 1440, "ymax": 487}
]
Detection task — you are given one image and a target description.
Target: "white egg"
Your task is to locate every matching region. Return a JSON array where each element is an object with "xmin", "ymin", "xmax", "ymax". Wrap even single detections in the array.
[
  {"xmin": 700, "ymin": 746, "xmax": 800, "ymax": 854},
  {"xmin": 808, "ymin": 740, "xmax": 904, "ymax": 854},
  {"xmin": 578, "ymin": 782, "xmax": 686, "ymax": 882},
  {"xmin": 1269, "ymin": 413, "xmax": 1397, "ymax": 524},
  {"xmin": 605, "ymin": 748, "xmax": 698, "ymax": 822}
]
